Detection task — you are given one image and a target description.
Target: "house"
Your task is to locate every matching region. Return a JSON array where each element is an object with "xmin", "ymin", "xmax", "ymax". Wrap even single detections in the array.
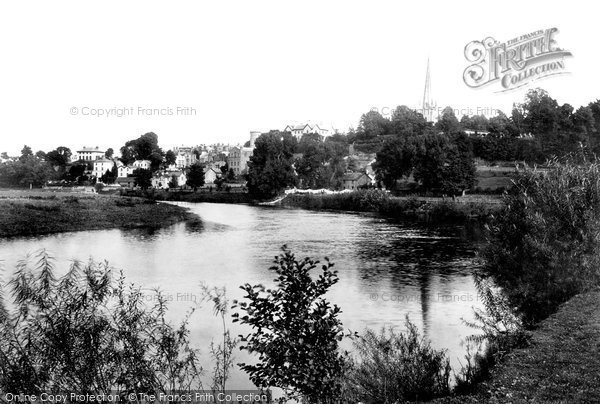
[
  {"xmin": 152, "ymin": 170, "xmax": 187, "ymax": 189},
  {"xmin": 74, "ymin": 146, "xmax": 105, "ymax": 161},
  {"xmin": 342, "ymin": 172, "xmax": 374, "ymax": 190},
  {"xmin": 92, "ymin": 158, "xmax": 115, "ymax": 180},
  {"xmin": 204, "ymin": 167, "xmax": 221, "ymax": 185},
  {"xmin": 283, "ymin": 123, "xmax": 328, "ymax": 140},
  {"xmin": 132, "ymin": 160, "xmax": 151, "ymax": 170},
  {"xmin": 227, "ymin": 132, "xmax": 258, "ymax": 176},
  {"xmin": 118, "ymin": 165, "xmax": 134, "ymax": 178}
]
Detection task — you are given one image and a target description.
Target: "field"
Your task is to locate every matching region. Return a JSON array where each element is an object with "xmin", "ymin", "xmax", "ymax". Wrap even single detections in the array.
[{"xmin": 0, "ymin": 189, "xmax": 197, "ymax": 238}]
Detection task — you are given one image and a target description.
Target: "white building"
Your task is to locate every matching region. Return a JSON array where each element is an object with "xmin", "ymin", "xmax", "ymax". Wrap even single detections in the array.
[
  {"xmin": 152, "ymin": 170, "xmax": 187, "ymax": 189},
  {"xmin": 92, "ymin": 158, "xmax": 115, "ymax": 180},
  {"xmin": 283, "ymin": 124, "xmax": 328, "ymax": 140},
  {"xmin": 75, "ymin": 146, "xmax": 106, "ymax": 161},
  {"xmin": 132, "ymin": 159, "xmax": 151, "ymax": 170}
]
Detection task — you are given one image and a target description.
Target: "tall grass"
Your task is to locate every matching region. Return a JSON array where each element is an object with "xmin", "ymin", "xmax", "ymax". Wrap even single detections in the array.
[{"xmin": 0, "ymin": 250, "xmax": 203, "ymax": 394}]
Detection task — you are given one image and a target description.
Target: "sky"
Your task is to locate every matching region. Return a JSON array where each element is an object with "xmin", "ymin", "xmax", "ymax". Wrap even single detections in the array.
[{"xmin": 0, "ymin": 0, "xmax": 597, "ymax": 155}]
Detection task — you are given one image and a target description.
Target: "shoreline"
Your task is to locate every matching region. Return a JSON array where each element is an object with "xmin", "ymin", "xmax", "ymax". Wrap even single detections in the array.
[{"xmin": 0, "ymin": 189, "xmax": 199, "ymax": 239}]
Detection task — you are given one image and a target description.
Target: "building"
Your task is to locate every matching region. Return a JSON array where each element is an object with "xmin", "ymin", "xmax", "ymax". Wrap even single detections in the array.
[
  {"xmin": 342, "ymin": 172, "xmax": 374, "ymax": 190},
  {"xmin": 226, "ymin": 132, "xmax": 259, "ymax": 176},
  {"xmin": 132, "ymin": 160, "xmax": 151, "ymax": 170},
  {"xmin": 283, "ymin": 124, "xmax": 329, "ymax": 140},
  {"xmin": 152, "ymin": 170, "xmax": 187, "ymax": 189},
  {"xmin": 204, "ymin": 167, "xmax": 221, "ymax": 185},
  {"xmin": 75, "ymin": 146, "xmax": 105, "ymax": 161},
  {"xmin": 173, "ymin": 146, "xmax": 199, "ymax": 168},
  {"xmin": 92, "ymin": 158, "xmax": 115, "ymax": 180}
]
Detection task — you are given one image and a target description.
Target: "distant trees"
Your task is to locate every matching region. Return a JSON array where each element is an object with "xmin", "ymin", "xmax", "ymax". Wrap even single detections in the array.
[
  {"xmin": 374, "ymin": 133, "xmax": 475, "ymax": 195},
  {"xmin": 105, "ymin": 148, "xmax": 114, "ymax": 158},
  {"xmin": 132, "ymin": 168, "xmax": 152, "ymax": 190},
  {"xmin": 165, "ymin": 150, "xmax": 177, "ymax": 167},
  {"xmin": 0, "ymin": 145, "xmax": 57, "ymax": 187},
  {"xmin": 120, "ymin": 132, "xmax": 164, "ymax": 170},
  {"xmin": 247, "ymin": 131, "xmax": 297, "ymax": 198},
  {"xmin": 46, "ymin": 147, "xmax": 72, "ymax": 168},
  {"xmin": 186, "ymin": 163, "xmax": 205, "ymax": 190}
]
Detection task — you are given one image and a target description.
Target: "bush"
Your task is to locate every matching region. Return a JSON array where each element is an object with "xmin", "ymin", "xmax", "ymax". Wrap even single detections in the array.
[
  {"xmin": 344, "ymin": 317, "xmax": 451, "ymax": 402},
  {"xmin": 233, "ymin": 246, "xmax": 347, "ymax": 404},
  {"xmin": 483, "ymin": 155, "xmax": 600, "ymax": 325},
  {"xmin": 0, "ymin": 250, "xmax": 203, "ymax": 394}
]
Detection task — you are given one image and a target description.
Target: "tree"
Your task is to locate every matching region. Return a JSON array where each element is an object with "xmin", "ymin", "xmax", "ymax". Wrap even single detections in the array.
[
  {"xmin": 120, "ymin": 132, "xmax": 164, "ymax": 170},
  {"xmin": 168, "ymin": 175, "xmax": 179, "ymax": 189},
  {"xmin": 373, "ymin": 136, "xmax": 416, "ymax": 189},
  {"xmin": 186, "ymin": 163, "xmax": 205, "ymax": 190},
  {"xmin": 105, "ymin": 148, "xmax": 114, "ymax": 158},
  {"xmin": 20, "ymin": 145, "xmax": 33, "ymax": 161},
  {"xmin": 233, "ymin": 246, "xmax": 347, "ymax": 403},
  {"xmin": 165, "ymin": 150, "xmax": 177, "ymax": 167},
  {"xmin": 435, "ymin": 107, "xmax": 461, "ymax": 134},
  {"xmin": 100, "ymin": 163, "xmax": 117, "ymax": 184},
  {"xmin": 247, "ymin": 131, "xmax": 297, "ymax": 198},
  {"xmin": 357, "ymin": 110, "xmax": 390, "ymax": 140},
  {"xmin": 132, "ymin": 168, "xmax": 152, "ymax": 190},
  {"xmin": 46, "ymin": 147, "xmax": 72, "ymax": 168},
  {"xmin": 390, "ymin": 106, "xmax": 428, "ymax": 136}
]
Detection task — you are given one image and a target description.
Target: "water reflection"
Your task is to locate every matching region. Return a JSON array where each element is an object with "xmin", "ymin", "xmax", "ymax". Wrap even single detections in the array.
[{"xmin": 0, "ymin": 202, "xmax": 485, "ymax": 388}]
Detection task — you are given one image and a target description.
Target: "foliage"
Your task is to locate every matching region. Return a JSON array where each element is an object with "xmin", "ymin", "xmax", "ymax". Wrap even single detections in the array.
[
  {"xmin": 232, "ymin": 246, "xmax": 347, "ymax": 403},
  {"xmin": 165, "ymin": 150, "xmax": 177, "ymax": 167},
  {"xmin": 0, "ymin": 250, "xmax": 203, "ymax": 394},
  {"xmin": 247, "ymin": 131, "xmax": 297, "ymax": 198},
  {"xmin": 482, "ymin": 155, "xmax": 600, "ymax": 325},
  {"xmin": 199, "ymin": 284, "xmax": 237, "ymax": 394},
  {"xmin": 344, "ymin": 317, "xmax": 451, "ymax": 403},
  {"xmin": 120, "ymin": 132, "xmax": 164, "ymax": 170},
  {"xmin": 186, "ymin": 163, "xmax": 205, "ymax": 190},
  {"xmin": 0, "ymin": 145, "xmax": 58, "ymax": 187},
  {"xmin": 133, "ymin": 168, "xmax": 153, "ymax": 190}
]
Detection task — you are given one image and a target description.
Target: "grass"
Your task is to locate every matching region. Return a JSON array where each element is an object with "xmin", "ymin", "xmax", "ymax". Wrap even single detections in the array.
[
  {"xmin": 0, "ymin": 189, "xmax": 198, "ymax": 238},
  {"xmin": 434, "ymin": 289, "xmax": 600, "ymax": 403}
]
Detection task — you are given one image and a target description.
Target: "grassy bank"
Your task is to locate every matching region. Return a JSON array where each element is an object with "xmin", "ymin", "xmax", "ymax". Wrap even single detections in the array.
[
  {"xmin": 0, "ymin": 189, "xmax": 198, "ymax": 238},
  {"xmin": 280, "ymin": 190, "xmax": 502, "ymax": 221},
  {"xmin": 434, "ymin": 289, "xmax": 600, "ymax": 403},
  {"xmin": 122, "ymin": 189, "xmax": 255, "ymax": 204}
]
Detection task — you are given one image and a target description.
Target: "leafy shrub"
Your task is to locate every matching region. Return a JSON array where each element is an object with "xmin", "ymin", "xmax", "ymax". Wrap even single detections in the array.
[
  {"xmin": 0, "ymin": 250, "xmax": 203, "ymax": 394},
  {"xmin": 483, "ymin": 156, "xmax": 600, "ymax": 324},
  {"xmin": 233, "ymin": 246, "xmax": 347, "ymax": 404},
  {"xmin": 344, "ymin": 317, "xmax": 451, "ymax": 403}
]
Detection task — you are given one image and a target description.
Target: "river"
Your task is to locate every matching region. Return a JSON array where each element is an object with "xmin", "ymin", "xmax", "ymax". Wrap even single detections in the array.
[{"xmin": 0, "ymin": 202, "xmax": 485, "ymax": 388}]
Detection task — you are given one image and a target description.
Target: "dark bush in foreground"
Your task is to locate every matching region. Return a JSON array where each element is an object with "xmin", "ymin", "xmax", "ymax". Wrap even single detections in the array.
[
  {"xmin": 344, "ymin": 318, "xmax": 451, "ymax": 403},
  {"xmin": 0, "ymin": 250, "xmax": 202, "ymax": 394},
  {"xmin": 233, "ymin": 246, "xmax": 347, "ymax": 404}
]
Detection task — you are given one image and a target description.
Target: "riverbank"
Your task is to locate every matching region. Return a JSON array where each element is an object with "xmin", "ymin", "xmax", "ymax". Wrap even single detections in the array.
[
  {"xmin": 279, "ymin": 190, "xmax": 503, "ymax": 221},
  {"xmin": 0, "ymin": 189, "xmax": 198, "ymax": 238},
  {"xmin": 435, "ymin": 289, "xmax": 600, "ymax": 403}
]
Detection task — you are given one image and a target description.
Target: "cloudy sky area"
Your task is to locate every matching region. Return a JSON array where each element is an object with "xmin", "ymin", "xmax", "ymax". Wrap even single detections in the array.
[{"xmin": 0, "ymin": 0, "xmax": 596, "ymax": 155}]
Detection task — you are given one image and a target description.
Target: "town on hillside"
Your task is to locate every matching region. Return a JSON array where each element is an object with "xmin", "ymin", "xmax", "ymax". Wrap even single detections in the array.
[{"xmin": 1, "ymin": 88, "xmax": 598, "ymax": 198}]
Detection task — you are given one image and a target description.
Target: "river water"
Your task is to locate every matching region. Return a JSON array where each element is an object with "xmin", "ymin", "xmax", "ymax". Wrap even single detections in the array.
[{"xmin": 0, "ymin": 202, "xmax": 485, "ymax": 388}]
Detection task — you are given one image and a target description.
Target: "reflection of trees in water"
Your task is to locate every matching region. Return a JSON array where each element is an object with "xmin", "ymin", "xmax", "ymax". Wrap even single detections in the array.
[{"xmin": 352, "ymin": 221, "xmax": 485, "ymax": 337}]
